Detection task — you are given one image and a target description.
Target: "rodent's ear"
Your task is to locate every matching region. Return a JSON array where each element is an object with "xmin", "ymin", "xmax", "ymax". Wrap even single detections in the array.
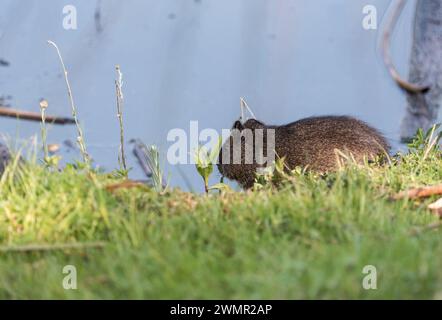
[
  {"xmin": 243, "ymin": 119, "xmax": 265, "ymax": 130},
  {"xmin": 232, "ymin": 120, "xmax": 244, "ymax": 131}
]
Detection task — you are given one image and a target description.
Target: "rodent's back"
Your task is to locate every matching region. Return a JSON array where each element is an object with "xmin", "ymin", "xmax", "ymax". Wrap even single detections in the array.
[{"xmin": 275, "ymin": 116, "xmax": 390, "ymax": 171}]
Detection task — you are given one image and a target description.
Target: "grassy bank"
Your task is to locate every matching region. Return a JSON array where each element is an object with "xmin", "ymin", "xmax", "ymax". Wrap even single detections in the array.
[{"xmin": 0, "ymin": 138, "xmax": 441, "ymax": 299}]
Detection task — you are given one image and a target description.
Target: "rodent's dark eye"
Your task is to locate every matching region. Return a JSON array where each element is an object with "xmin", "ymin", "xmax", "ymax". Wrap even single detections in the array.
[{"xmin": 232, "ymin": 120, "xmax": 244, "ymax": 131}]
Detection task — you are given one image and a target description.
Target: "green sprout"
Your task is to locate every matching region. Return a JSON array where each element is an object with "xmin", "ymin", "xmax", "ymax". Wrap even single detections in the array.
[
  {"xmin": 194, "ymin": 138, "xmax": 228, "ymax": 194},
  {"xmin": 145, "ymin": 145, "xmax": 167, "ymax": 193},
  {"xmin": 407, "ymin": 123, "xmax": 442, "ymax": 161}
]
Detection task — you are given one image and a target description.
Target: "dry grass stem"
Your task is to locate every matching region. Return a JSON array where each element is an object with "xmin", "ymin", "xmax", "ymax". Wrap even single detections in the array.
[{"xmin": 47, "ymin": 40, "xmax": 90, "ymax": 166}]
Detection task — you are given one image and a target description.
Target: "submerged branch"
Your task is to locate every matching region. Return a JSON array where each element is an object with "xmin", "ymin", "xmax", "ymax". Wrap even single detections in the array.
[{"xmin": 0, "ymin": 106, "xmax": 75, "ymax": 125}]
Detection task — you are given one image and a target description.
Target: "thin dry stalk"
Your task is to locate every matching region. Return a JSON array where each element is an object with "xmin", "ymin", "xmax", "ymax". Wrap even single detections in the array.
[
  {"xmin": 47, "ymin": 40, "xmax": 90, "ymax": 166},
  {"xmin": 423, "ymin": 125, "xmax": 439, "ymax": 160},
  {"xmin": 39, "ymin": 99, "xmax": 49, "ymax": 160},
  {"xmin": 240, "ymin": 97, "xmax": 256, "ymax": 121},
  {"xmin": 115, "ymin": 65, "xmax": 127, "ymax": 172}
]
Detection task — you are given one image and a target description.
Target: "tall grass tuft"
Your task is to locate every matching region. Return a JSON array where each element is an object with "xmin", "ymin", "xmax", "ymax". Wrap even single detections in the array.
[
  {"xmin": 422, "ymin": 124, "xmax": 442, "ymax": 160},
  {"xmin": 132, "ymin": 139, "xmax": 167, "ymax": 192},
  {"xmin": 408, "ymin": 123, "xmax": 442, "ymax": 161},
  {"xmin": 145, "ymin": 145, "xmax": 166, "ymax": 192}
]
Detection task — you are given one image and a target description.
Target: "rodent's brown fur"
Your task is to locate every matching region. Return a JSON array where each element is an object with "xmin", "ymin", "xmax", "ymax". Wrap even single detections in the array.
[{"xmin": 217, "ymin": 116, "xmax": 390, "ymax": 189}]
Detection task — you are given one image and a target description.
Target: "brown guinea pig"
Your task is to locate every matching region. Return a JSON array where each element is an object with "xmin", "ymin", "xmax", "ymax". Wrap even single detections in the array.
[{"xmin": 217, "ymin": 115, "xmax": 390, "ymax": 189}]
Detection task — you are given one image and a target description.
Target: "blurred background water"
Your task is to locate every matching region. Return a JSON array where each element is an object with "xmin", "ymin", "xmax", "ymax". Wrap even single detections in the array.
[{"xmin": 0, "ymin": 0, "xmax": 439, "ymax": 191}]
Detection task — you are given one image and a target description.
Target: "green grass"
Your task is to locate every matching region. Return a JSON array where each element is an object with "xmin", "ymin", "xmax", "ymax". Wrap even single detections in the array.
[{"xmin": 0, "ymin": 141, "xmax": 441, "ymax": 299}]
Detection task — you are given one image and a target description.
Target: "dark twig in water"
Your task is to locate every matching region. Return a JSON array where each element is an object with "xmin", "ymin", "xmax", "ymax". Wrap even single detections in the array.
[
  {"xmin": 94, "ymin": 0, "xmax": 103, "ymax": 33},
  {"xmin": 0, "ymin": 106, "xmax": 75, "ymax": 125},
  {"xmin": 131, "ymin": 139, "xmax": 153, "ymax": 178},
  {"xmin": 131, "ymin": 139, "xmax": 167, "ymax": 191},
  {"xmin": 0, "ymin": 58, "xmax": 10, "ymax": 67}
]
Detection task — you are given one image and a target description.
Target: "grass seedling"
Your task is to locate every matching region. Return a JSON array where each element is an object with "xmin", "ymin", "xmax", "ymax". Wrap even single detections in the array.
[
  {"xmin": 408, "ymin": 123, "xmax": 442, "ymax": 156},
  {"xmin": 144, "ymin": 144, "xmax": 167, "ymax": 192},
  {"xmin": 194, "ymin": 138, "xmax": 224, "ymax": 194}
]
